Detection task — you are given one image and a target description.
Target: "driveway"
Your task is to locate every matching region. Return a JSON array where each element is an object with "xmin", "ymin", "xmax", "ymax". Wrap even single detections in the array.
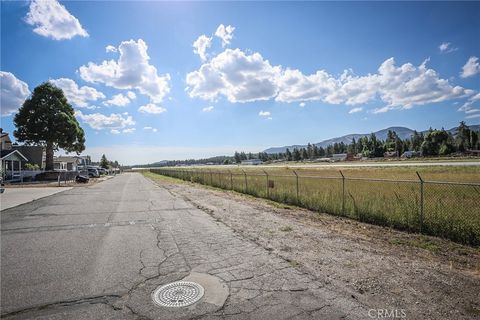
[
  {"xmin": 1, "ymin": 173, "xmax": 365, "ymax": 319},
  {"xmin": 0, "ymin": 187, "xmax": 72, "ymax": 211}
]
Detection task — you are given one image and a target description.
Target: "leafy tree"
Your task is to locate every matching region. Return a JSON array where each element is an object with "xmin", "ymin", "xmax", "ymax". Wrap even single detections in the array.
[
  {"xmin": 312, "ymin": 144, "xmax": 319, "ymax": 158},
  {"xmin": 14, "ymin": 82, "xmax": 85, "ymax": 171},
  {"xmin": 234, "ymin": 152, "xmax": 241, "ymax": 163},
  {"xmin": 307, "ymin": 143, "xmax": 314, "ymax": 159},
  {"xmin": 421, "ymin": 129, "xmax": 453, "ymax": 156},
  {"xmin": 470, "ymin": 130, "xmax": 479, "ymax": 150},
  {"xmin": 100, "ymin": 154, "xmax": 110, "ymax": 169},
  {"xmin": 456, "ymin": 121, "xmax": 471, "ymax": 152},
  {"xmin": 285, "ymin": 148, "xmax": 292, "ymax": 161},
  {"xmin": 293, "ymin": 148, "xmax": 301, "ymax": 161},
  {"xmin": 410, "ymin": 130, "xmax": 423, "ymax": 151},
  {"xmin": 317, "ymin": 146, "xmax": 326, "ymax": 157},
  {"xmin": 300, "ymin": 148, "xmax": 308, "ymax": 160}
]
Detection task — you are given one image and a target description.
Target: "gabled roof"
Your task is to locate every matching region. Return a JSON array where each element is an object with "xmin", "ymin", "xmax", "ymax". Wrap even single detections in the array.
[{"xmin": 1, "ymin": 149, "xmax": 28, "ymax": 161}]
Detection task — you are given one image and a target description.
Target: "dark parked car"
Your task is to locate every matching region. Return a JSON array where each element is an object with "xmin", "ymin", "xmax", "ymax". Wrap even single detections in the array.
[
  {"xmin": 87, "ymin": 168, "xmax": 100, "ymax": 178},
  {"xmin": 75, "ymin": 175, "xmax": 89, "ymax": 183}
]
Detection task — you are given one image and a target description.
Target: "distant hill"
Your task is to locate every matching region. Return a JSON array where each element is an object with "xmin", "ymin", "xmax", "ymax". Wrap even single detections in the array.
[{"xmin": 264, "ymin": 124, "xmax": 480, "ymax": 154}]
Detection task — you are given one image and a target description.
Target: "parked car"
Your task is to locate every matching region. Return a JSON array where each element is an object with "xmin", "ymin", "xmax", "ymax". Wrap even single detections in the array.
[
  {"xmin": 0, "ymin": 177, "xmax": 4, "ymax": 194},
  {"xmin": 87, "ymin": 168, "xmax": 100, "ymax": 178},
  {"xmin": 97, "ymin": 168, "xmax": 108, "ymax": 175},
  {"xmin": 75, "ymin": 175, "xmax": 89, "ymax": 183}
]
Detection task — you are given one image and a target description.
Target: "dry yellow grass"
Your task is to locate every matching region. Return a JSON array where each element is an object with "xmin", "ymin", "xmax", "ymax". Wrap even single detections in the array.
[{"xmin": 149, "ymin": 165, "xmax": 480, "ymax": 246}]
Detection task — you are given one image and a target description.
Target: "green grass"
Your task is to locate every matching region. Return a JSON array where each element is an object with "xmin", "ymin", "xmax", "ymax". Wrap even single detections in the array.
[
  {"xmin": 148, "ymin": 166, "xmax": 480, "ymax": 246},
  {"xmin": 389, "ymin": 236, "xmax": 441, "ymax": 253}
]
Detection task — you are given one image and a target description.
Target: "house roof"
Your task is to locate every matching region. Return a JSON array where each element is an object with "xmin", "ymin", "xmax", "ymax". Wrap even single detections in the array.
[{"xmin": 1, "ymin": 149, "xmax": 28, "ymax": 161}]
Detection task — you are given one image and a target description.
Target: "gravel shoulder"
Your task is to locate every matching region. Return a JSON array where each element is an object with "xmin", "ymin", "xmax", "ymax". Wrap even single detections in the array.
[{"xmin": 145, "ymin": 173, "xmax": 480, "ymax": 320}]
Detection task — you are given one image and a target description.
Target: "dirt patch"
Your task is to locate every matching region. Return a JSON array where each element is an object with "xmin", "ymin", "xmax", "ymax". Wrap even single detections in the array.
[{"xmin": 145, "ymin": 174, "xmax": 480, "ymax": 320}]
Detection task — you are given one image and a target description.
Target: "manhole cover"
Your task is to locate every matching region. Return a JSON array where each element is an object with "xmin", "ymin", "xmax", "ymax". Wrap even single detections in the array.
[{"xmin": 152, "ymin": 281, "xmax": 205, "ymax": 308}]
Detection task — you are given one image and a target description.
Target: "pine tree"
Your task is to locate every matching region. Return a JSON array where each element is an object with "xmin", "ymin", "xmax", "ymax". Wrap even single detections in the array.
[
  {"xmin": 14, "ymin": 82, "xmax": 85, "ymax": 170},
  {"xmin": 100, "ymin": 154, "xmax": 109, "ymax": 169}
]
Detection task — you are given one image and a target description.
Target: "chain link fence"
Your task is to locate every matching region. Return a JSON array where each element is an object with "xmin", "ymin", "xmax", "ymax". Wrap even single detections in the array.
[{"xmin": 150, "ymin": 168, "xmax": 480, "ymax": 246}]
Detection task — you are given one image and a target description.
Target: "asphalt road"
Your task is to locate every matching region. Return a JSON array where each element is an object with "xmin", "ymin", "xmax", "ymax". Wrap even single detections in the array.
[
  {"xmin": 0, "ymin": 187, "xmax": 73, "ymax": 211},
  {"xmin": 0, "ymin": 173, "xmax": 366, "ymax": 320}
]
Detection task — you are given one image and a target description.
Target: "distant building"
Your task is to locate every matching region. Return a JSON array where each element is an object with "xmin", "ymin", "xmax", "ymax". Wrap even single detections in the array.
[
  {"xmin": 1, "ymin": 150, "xmax": 28, "ymax": 181},
  {"xmin": 331, "ymin": 154, "xmax": 347, "ymax": 161},
  {"xmin": 401, "ymin": 151, "xmax": 421, "ymax": 158},
  {"xmin": 1, "ymin": 129, "xmax": 29, "ymax": 181},
  {"xmin": 53, "ymin": 156, "xmax": 82, "ymax": 171},
  {"xmin": 76, "ymin": 155, "xmax": 92, "ymax": 168},
  {"xmin": 0, "ymin": 129, "xmax": 12, "ymax": 151},
  {"xmin": 241, "ymin": 159, "xmax": 263, "ymax": 165},
  {"xmin": 465, "ymin": 149, "xmax": 480, "ymax": 156}
]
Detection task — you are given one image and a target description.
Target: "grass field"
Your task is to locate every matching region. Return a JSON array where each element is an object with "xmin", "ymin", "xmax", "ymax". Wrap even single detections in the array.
[{"xmin": 149, "ymin": 165, "xmax": 480, "ymax": 246}]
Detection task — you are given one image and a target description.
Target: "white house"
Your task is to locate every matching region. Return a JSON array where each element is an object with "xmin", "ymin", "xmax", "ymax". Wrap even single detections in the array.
[
  {"xmin": 53, "ymin": 156, "xmax": 82, "ymax": 171},
  {"xmin": 241, "ymin": 159, "xmax": 263, "ymax": 165}
]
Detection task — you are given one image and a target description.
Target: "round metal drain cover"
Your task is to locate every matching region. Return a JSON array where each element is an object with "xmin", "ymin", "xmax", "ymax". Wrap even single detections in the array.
[{"xmin": 152, "ymin": 281, "xmax": 204, "ymax": 308}]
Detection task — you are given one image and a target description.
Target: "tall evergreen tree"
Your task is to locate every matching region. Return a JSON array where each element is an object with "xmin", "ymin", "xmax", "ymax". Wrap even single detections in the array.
[
  {"xmin": 100, "ymin": 154, "xmax": 109, "ymax": 169},
  {"xmin": 14, "ymin": 82, "xmax": 85, "ymax": 171}
]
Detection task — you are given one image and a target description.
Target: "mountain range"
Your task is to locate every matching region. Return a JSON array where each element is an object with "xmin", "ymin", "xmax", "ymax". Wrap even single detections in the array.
[{"xmin": 263, "ymin": 124, "xmax": 480, "ymax": 154}]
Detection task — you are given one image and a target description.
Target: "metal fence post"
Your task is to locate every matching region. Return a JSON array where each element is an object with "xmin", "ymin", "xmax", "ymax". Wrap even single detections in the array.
[
  {"xmin": 229, "ymin": 170, "xmax": 233, "ymax": 190},
  {"xmin": 263, "ymin": 169, "xmax": 269, "ymax": 198},
  {"xmin": 416, "ymin": 171, "xmax": 424, "ymax": 231},
  {"xmin": 241, "ymin": 169, "xmax": 248, "ymax": 193},
  {"xmin": 339, "ymin": 170, "xmax": 345, "ymax": 216},
  {"xmin": 293, "ymin": 170, "xmax": 299, "ymax": 204}
]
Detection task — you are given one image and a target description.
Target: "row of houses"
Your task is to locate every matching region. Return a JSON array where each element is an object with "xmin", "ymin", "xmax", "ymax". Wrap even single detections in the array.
[{"xmin": 0, "ymin": 129, "xmax": 91, "ymax": 182}]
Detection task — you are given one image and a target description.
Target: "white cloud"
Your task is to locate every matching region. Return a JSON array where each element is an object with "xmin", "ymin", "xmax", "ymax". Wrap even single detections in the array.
[
  {"xmin": 187, "ymin": 49, "xmax": 471, "ymax": 112},
  {"xmin": 299, "ymin": 102, "xmax": 306, "ymax": 107},
  {"xmin": 110, "ymin": 129, "xmax": 120, "ymax": 134},
  {"xmin": 103, "ymin": 93, "xmax": 130, "ymax": 107},
  {"xmin": 372, "ymin": 106, "xmax": 391, "ymax": 114},
  {"xmin": 49, "ymin": 78, "xmax": 105, "ymax": 108},
  {"xmin": 458, "ymin": 92, "xmax": 480, "ymax": 115},
  {"xmin": 75, "ymin": 110, "xmax": 135, "ymax": 130},
  {"xmin": 138, "ymin": 103, "xmax": 167, "ymax": 114},
  {"xmin": 25, "ymin": 0, "xmax": 88, "ymax": 40},
  {"xmin": 202, "ymin": 106, "xmax": 214, "ymax": 112},
  {"xmin": 215, "ymin": 24, "xmax": 235, "ymax": 47},
  {"xmin": 122, "ymin": 128, "xmax": 136, "ymax": 134},
  {"xmin": 348, "ymin": 107, "xmax": 363, "ymax": 114},
  {"xmin": 193, "ymin": 35, "xmax": 212, "ymax": 61},
  {"xmin": 127, "ymin": 91, "xmax": 136, "ymax": 99},
  {"xmin": 466, "ymin": 113, "xmax": 480, "ymax": 119},
  {"xmin": 186, "ymin": 48, "xmax": 280, "ymax": 103},
  {"xmin": 461, "ymin": 56, "xmax": 480, "ymax": 78},
  {"xmin": 439, "ymin": 42, "xmax": 458, "ymax": 53},
  {"xmin": 79, "ymin": 39, "xmax": 170, "ymax": 103},
  {"xmin": 106, "ymin": 45, "xmax": 117, "ymax": 53},
  {"xmin": 0, "ymin": 71, "xmax": 30, "ymax": 116},
  {"xmin": 259, "ymin": 110, "xmax": 271, "ymax": 117},
  {"xmin": 143, "ymin": 126, "xmax": 158, "ymax": 132}
]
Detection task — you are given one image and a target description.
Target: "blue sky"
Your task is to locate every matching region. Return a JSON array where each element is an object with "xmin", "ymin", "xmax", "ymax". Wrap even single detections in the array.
[{"xmin": 1, "ymin": 1, "xmax": 479, "ymax": 164}]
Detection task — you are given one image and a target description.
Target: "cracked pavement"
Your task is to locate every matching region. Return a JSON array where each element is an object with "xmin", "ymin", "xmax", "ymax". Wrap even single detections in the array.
[{"xmin": 1, "ymin": 173, "xmax": 367, "ymax": 320}]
